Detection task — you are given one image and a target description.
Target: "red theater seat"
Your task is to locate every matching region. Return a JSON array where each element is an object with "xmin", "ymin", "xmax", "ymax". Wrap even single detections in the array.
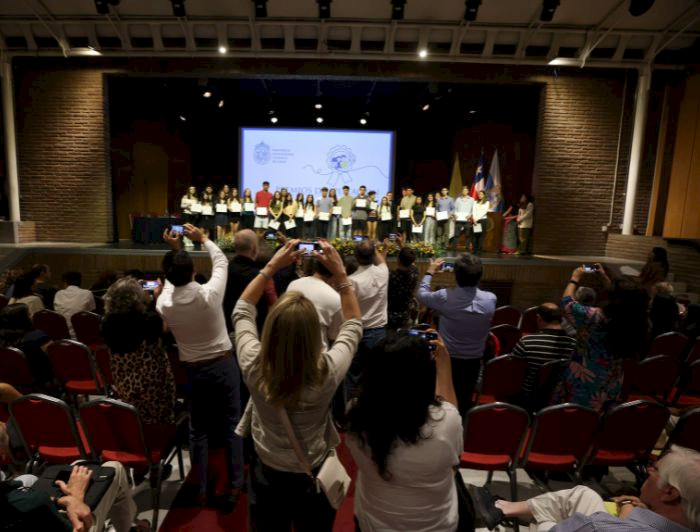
[
  {"xmin": 32, "ymin": 309, "xmax": 71, "ymax": 341},
  {"xmin": 519, "ymin": 306, "xmax": 540, "ymax": 334},
  {"xmin": 646, "ymin": 332, "xmax": 689, "ymax": 363},
  {"xmin": 490, "ymin": 324, "xmax": 522, "ymax": 355},
  {"xmin": 492, "ymin": 305, "xmax": 522, "ymax": 328},
  {"xmin": 47, "ymin": 340, "xmax": 102, "ymax": 397}
]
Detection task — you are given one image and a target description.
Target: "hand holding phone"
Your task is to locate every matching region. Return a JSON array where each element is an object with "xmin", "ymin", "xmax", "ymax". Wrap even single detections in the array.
[
  {"xmin": 170, "ymin": 225, "xmax": 184, "ymax": 235},
  {"xmin": 141, "ymin": 280, "xmax": 159, "ymax": 291}
]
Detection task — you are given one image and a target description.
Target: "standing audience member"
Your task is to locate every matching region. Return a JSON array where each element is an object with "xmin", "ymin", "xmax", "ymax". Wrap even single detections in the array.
[
  {"xmin": 551, "ymin": 265, "xmax": 648, "ymax": 412},
  {"xmin": 387, "ymin": 243, "xmax": 419, "ymax": 330},
  {"xmin": 157, "ymin": 224, "xmax": 243, "ymax": 509},
  {"xmin": 639, "ymin": 247, "xmax": 669, "ymax": 295},
  {"xmin": 54, "ymin": 272, "xmax": 96, "ymax": 338},
  {"xmin": 347, "ymin": 239, "xmax": 390, "ymax": 397},
  {"xmin": 562, "ymin": 286, "xmax": 596, "ymax": 337},
  {"xmin": 0, "ymin": 304, "xmax": 53, "ymax": 387},
  {"xmin": 516, "ymin": 194, "xmax": 535, "ymax": 255},
  {"xmin": 233, "ymin": 240, "xmax": 362, "ymax": 531},
  {"xmin": 29, "ymin": 264, "xmax": 57, "ymax": 310},
  {"xmin": 416, "ymin": 254, "xmax": 496, "ymax": 417},
  {"xmin": 101, "ymin": 277, "xmax": 176, "ymax": 427},
  {"xmin": 8, "ymin": 275, "xmax": 44, "ymax": 319},
  {"xmin": 346, "ymin": 332, "xmax": 462, "ymax": 532}
]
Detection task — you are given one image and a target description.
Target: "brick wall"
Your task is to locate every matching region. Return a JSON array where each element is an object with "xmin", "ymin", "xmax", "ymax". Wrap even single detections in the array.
[{"xmin": 16, "ymin": 68, "xmax": 113, "ymax": 242}]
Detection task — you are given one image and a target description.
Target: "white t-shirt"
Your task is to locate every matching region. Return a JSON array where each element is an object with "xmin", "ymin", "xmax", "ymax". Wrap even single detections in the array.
[
  {"xmin": 347, "ymin": 402, "xmax": 463, "ymax": 532},
  {"xmin": 350, "ymin": 263, "xmax": 389, "ymax": 329},
  {"xmin": 286, "ymin": 276, "xmax": 343, "ymax": 351},
  {"xmin": 53, "ymin": 286, "xmax": 96, "ymax": 337}
]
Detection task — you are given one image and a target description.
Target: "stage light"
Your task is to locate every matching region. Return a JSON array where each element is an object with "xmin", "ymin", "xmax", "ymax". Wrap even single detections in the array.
[
  {"xmin": 171, "ymin": 0, "xmax": 186, "ymax": 17},
  {"xmin": 469, "ymin": 109, "xmax": 476, "ymax": 114},
  {"xmin": 317, "ymin": 0, "xmax": 331, "ymax": 19},
  {"xmin": 547, "ymin": 57, "xmax": 581, "ymax": 66},
  {"xmin": 270, "ymin": 116, "xmax": 278, "ymax": 123},
  {"xmin": 540, "ymin": 0, "xmax": 559, "ymax": 22},
  {"xmin": 418, "ymin": 49, "xmax": 428, "ymax": 59},
  {"xmin": 360, "ymin": 118, "xmax": 367, "ymax": 125},
  {"xmin": 391, "ymin": 0, "xmax": 406, "ymax": 21},
  {"xmin": 203, "ymin": 91, "xmax": 212, "ymax": 98},
  {"xmin": 179, "ymin": 115, "xmax": 186, "ymax": 122},
  {"xmin": 464, "ymin": 0, "xmax": 481, "ymax": 21},
  {"xmin": 94, "ymin": 0, "xmax": 109, "ymax": 14},
  {"xmin": 218, "ymin": 45, "xmax": 227, "ymax": 54},
  {"xmin": 254, "ymin": 0, "xmax": 268, "ymax": 18},
  {"xmin": 315, "ymin": 102, "xmax": 323, "ymax": 109},
  {"xmin": 629, "ymin": 0, "xmax": 654, "ymax": 16},
  {"xmin": 422, "ymin": 103, "xmax": 430, "ymax": 111},
  {"xmin": 316, "ymin": 117, "xmax": 324, "ymax": 124},
  {"xmin": 218, "ymin": 100, "xmax": 225, "ymax": 108}
]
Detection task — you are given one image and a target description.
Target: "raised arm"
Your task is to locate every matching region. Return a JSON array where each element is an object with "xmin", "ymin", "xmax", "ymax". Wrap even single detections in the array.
[
  {"xmin": 184, "ymin": 224, "xmax": 228, "ymax": 301},
  {"xmin": 432, "ymin": 334, "xmax": 457, "ymax": 408},
  {"xmin": 315, "ymin": 240, "xmax": 361, "ymax": 321},
  {"xmin": 416, "ymin": 258, "xmax": 447, "ymax": 311}
]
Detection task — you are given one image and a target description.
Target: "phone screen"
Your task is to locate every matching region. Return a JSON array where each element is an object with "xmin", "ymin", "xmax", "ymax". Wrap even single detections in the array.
[
  {"xmin": 171, "ymin": 225, "xmax": 184, "ymax": 234},
  {"xmin": 441, "ymin": 262, "xmax": 454, "ymax": 272},
  {"xmin": 142, "ymin": 280, "xmax": 159, "ymax": 291},
  {"xmin": 297, "ymin": 243, "xmax": 315, "ymax": 255}
]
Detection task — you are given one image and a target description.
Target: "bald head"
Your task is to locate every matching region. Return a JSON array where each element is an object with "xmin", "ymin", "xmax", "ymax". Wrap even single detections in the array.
[
  {"xmin": 536, "ymin": 302, "xmax": 562, "ymax": 328},
  {"xmin": 234, "ymin": 229, "xmax": 258, "ymax": 259}
]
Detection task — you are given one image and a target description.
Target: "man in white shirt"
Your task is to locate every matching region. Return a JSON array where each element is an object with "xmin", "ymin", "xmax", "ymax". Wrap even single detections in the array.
[
  {"xmin": 157, "ymin": 224, "xmax": 243, "ymax": 510},
  {"xmin": 516, "ymin": 194, "xmax": 535, "ymax": 255},
  {"xmin": 53, "ymin": 272, "xmax": 96, "ymax": 338},
  {"xmin": 452, "ymin": 186, "xmax": 474, "ymax": 253},
  {"xmin": 347, "ymin": 239, "xmax": 389, "ymax": 397}
]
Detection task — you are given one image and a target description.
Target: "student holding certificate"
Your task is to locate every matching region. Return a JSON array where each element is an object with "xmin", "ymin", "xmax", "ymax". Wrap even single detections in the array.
[
  {"xmin": 200, "ymin": 185, "xmax": 216, "ymax": 237},
  {"xmin": 282, "ymin": 192, "xmax": 298, "ymax": 238},
  {"xmin": 181, "ymin": 186, "xmax": 200, "ymax": 226},
  {"xmin": 268, "ymin": 191, "xmax": 284, "ymax": 232},
  {"xmin": 436, "ymin": 187, "xmax": 454, "ymax": 249},
  {"xmin": 215, "ymin": 188, "xmax": 230, "ymax": 240},
  {"xmin": 398, "ymin": 186, "xmax": 416, "ymax": 241},
  {"xmin": 338, "ymin": 186, "xmax": 354, "ymax": 239},
  {"xmin": 229, "ymin": 187, "xmax": 242, "ymax": 234},
  {"xmin": 378, "ymin": 196, "xmax": 393, "ymax": 241},
  {"xmin": 241, "ymin": 188, "xmax": 256, "ymax": 230},
  {"xmin": 410, "ymin": 196, "xmax": 426, "ymax": 242},
  {"xmin": 423, "ymin": 193, "xmax": 437, "ymax": 244},
  {"xmin": 303, "ymin": 194, "xmax": 316, "ymax": 237},
  {"xmin": 293, "ymin": 192, "xmax": 305, "ymax": 238},
  {"xmin": 316, "ymin": 187, "xmax": 333, "ymax": 239},
  {"xmin": 352, "ymin": 185, "xmax": 370, "ymax": 237},
  {"xmin": 471, "ymin": 190, "xmax": 490, "ymax": 255},
  {"xmin": 328, "ymin": 188, "xmax": 340, "ymax": 240},
  {"xmin": 254, "ymin": 181, "xmax": 273, "ymax": 235},
  {"xmin": 452, "ymin": 186, "xmax": 474, "ymax": 252},
  {"xmin": 366, "ymin": 190, "xmax": 379, "ymax": 240}
]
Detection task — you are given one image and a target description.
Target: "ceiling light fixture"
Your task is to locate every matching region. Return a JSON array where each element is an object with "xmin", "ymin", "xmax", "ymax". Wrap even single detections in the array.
[
  {"xmin": 391, "ymin": 0, "xmax": 407, "ymax": 20},
  {"xmin": 253, "ymin": 0, "xmax": 268, "ymax": 18},
  {"xmin": 203, "ymin": 91, "xmax": 212, "ymax": 98},
  {"xmin": 464, "ymin": 0, "xmax": 481, "ymax": 21},
  {"xmin": 170, "ymin": 0, "xmax": 186, "ymax": 18},
  {"xmin": 218, "ymin": 45, "xmax": 227, "ymax": 54},
  {"xmin": 547, "ymin": 57, "xmax": 581, "ymax": 66},
  {"xmin": 218, "ymin": 100, "xmax": 224, "ymax": 108},
  {"xmin": 270, "ymin": 116, "xmax": 278, "ymax": 123},
  {"xmin": 179, "ymin": 115, "xmax": 186, "ymax": 122},
  {"xmin": 316, "ymin": 117, "xmax": 324, "ymax": 124},
  {"xmin": 540, "ymin": 0, "xmax": 559, "ymax": 22},
  {"xmin": 422, "ymin": 103, "xmax": 430, "ymax": 111},
  {"xmin": 70, "ymin": 46, "xmax": 102, "ymax": 56},
  {"xmin": 315, "ymin": 102, "xmax": 323, "ymax": 109},
  {"xmin": 317, "ymin": 0, "xmax": 331, "ymax": 19},
  {"xmin": 360, "ymin": 118, "xmax": 368, "ymax": 125},
  {"xmin": 418, "ymin": 49, "xmax": 428, "ymax": 59}
]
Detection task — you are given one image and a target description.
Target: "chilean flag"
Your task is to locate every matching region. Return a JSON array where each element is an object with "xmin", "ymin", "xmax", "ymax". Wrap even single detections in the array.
[{"xmin": 470, "ymin": 152, "xmax": 487, "ymax": 199}]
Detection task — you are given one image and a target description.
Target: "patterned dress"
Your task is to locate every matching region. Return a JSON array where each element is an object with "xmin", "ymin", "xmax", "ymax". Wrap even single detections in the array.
[
  {"xmin": 550, "ymin": 296, "xmax": 623, "ymax": 413},
  {"xmin": 388, "ymin": 266, "xmax": 419, "ymax": 329}
]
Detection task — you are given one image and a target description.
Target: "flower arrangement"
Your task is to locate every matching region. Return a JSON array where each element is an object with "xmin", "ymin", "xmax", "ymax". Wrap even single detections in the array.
[
  {"xmin": 216, "ymin": 235, "xmax": 236, "ymax": 253},
  {"xmin": 331, "ymin": 238, "xmax": 438, "ymax": 258},
  {"xmin": 331, "ymin": 238, "xmax": 357, "ymax": 256}
]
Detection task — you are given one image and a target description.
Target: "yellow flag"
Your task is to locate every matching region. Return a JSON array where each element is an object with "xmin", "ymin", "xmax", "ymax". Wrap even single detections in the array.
[{"xmin": 448, "ymin": 156, "xmax": 462, "ymax": 198}]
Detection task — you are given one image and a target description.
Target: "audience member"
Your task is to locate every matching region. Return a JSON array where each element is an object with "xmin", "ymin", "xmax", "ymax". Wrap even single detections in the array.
[
  {"xmin": 286, "ymin": 256, "xmax": 343, "ymax": 350},
  {"xmin": 474, "ymin": 445, "xmax": 700, "ymax": 532},
  {"xmin": 343, "ymin": 254, "xmax": 359, "ymax": 276},
  {"xmin": 416, "ymin": 254, "xmax": 496, "ymax": 417},
  {"xmin": 551, "ymin": 265, "xmax": 648, "ymax": 412},
  {"xmin": 639, "ymin": 247, "xmax": 670, "ymax": 295},
  {"xmin": 54, "ymin": 272, "xmax": 96, "ymax": 338},
  {"xmin": 512, "ymin": 303, "xmax": 576, "ymax": 406},
  {"xmin": 29, "ymin": 264, "xmax": 57, "ymax": 310},
  {"xmin": 562, "ymin": 286, "xmax": 597, "ymax": 337},
  {"xmin": 387, "ymin": 241, "xmax": 419, "ymax": 330},
  {"xmin": 347, "ymin": 239, "xmax": 390, "ymax": 397},
  {"xmin": 101, "ymin": 277, "xmax": 176, "ymax": 426},
  {"xmin": 233, "ymin": 239, "xmax": 362, "ymax": 531},
  {"xmin": 649, "ymin": 293, "xmax": 680, "ymax": 341},
  {"xmin": 346, "ymin": 332, "xmax": 462, "ymax": 532},
  {"xmin": 681, "ymin": 303, "xmax": 700, "ymax": 340},
  {"xmin": 0, "ymin": 303, "xmax": 53, "ymax": 387},
  {"xmin": 157, "ymin": 224, "xmax": 243, "ymax": 509},
  {"xmin": 8, "ymin": 274, "xmax": 44, "ymax": 318}
]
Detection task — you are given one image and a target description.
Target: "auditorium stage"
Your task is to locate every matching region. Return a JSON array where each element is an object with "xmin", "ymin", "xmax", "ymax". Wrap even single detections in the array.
[{"xmin": 0, "ymin": 242, "xmax": 643, "ymax": 310}]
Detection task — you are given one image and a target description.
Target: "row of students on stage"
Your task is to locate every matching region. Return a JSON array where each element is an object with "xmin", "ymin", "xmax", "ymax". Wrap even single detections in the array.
[{"xmin": 179, "ymin": 182, "xmax": 491, "ymax": 252}]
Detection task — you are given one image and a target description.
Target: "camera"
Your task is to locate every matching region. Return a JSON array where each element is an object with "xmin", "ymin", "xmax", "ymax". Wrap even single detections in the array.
[
  {"xmin": 441, "ymin": 262, "xmax": 454, "ymax": 272},
  {"xmin": 170, "ymin": 224, "xmax": 184, "ymax": 235},
  {"xmin": 583, "ymin": 264, "xmax": 598, "ymax": 273},
  {"xmin": 397, "ymin": 328, "xmax": 438, "ymax": 351},
  {"xmin": 388, "ymin": 233, "xmax": 399, "ymax": 241}
]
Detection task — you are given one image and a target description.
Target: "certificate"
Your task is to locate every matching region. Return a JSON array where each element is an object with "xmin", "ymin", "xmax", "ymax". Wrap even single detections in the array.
[
  {"xmin": 229, "ymin": 203, "xmax": 242, "ymax": 213},
  {"xmin": 318, "ymin": 212, "xmax": 330, "ymax": 221},
  {"xmin": 256, "ymin": 207, "xmax": 268, "ymax": 217},
  {"xmin": 412, "ymin": 225, "xmax": 424, "ymax": 234},
  {"xmin": 332, "ymin": 206, "xmax": 342, "ymax": 215},
  {"xmin": 355, "ymin": 199, "xmax": 367, "ymax": 208},
  {"xmin": 284, "ymin": 219, "xmax": 296, "ymax": 230},
  {"xmin": 216, "ymin": 204, "xmax": 227, "ymax": 213},
  {"xmin": 425, "ymin": 207, "xmax": 436, "ymax": 217},
  {"xmin": 243, "ymin": 202, "xmax": 255, "ymax": 212},
  {"xmin": 473, "ymin": 222, "xmax": 483, "ymax": 233},
  {"xmin": 304, "ymin": 211, "xmax": 315, "ymax": 222},
  {"xmin": 201, "ymin": 205, "xmax": 213, "ymax": 216},
  {"xmin": 436, "ymin": 210, "xmax": 448, "ymax": 221},
  {"xmin": 269, "ymin": 220, "xmax": 280, "ymax": 230},
  {"xmin": 369, "ymin": 201, "xmax": 378, "ymax": 211},
  {"xmin": 381, "ymin": 212, "xmax": 392, "ymax": 221},
  {"xmin": 190, "ymin": 203, "xmax": 202, "ymax": 213},
  {"xmin": 455, "ymin": 212, "xmax": 468, "ymax": 222},
  {"xmin": 342, "ymin": 217, "xmax": 352, "ymax": 226},
  {"xmin": 399, "ymin": 209, "xmax": 410, "ymax": 219}
]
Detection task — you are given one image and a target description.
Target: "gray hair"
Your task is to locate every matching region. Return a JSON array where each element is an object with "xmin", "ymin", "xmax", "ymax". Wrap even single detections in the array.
[
  {"xmin": 104, "ymin": 277, "xmax": 146, "ymax": 315},
  {"xmin": 574, "ymin": 286, "xmax": 596, "ymax": 306},
  {"xmin": 657, "ymin": 445, "xmax": 700, "ymax": 528}
]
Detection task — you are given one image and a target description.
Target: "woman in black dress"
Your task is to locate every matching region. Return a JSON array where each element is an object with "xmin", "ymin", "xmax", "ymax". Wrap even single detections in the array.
[
  {"xmin": 200, "ymin": 185, "xmax": 215, "ymax": 237},
  {"xmin": 215, "ymin": 189, "xmax": 230, "ymax": 240},
  {"xmin": 229, "ymin": 187, "xmax": 242, "ymax": 235},
  {"xmin": 409, "ymin": 196, "xmax": 425, "ymax": 242},
  {"xmin": 282, "ymin": 192, "xmax": 298, "ymax": 238},
  {"xmin": 294, "ymin": 192, "xmax": 306, "ymax": 238},
  {"xmin": 303, "ymin": 194, "xmax": 316, "ymax": 238},
  {"xmin": 241, "ymin": 188, "xmax": 255, "ymax": 230}
]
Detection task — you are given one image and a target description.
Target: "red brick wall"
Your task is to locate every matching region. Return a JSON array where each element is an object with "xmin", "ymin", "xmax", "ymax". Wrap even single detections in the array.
[{"xmin": 16, "ymin": 68, "xmax": 113, "ymax": 242}]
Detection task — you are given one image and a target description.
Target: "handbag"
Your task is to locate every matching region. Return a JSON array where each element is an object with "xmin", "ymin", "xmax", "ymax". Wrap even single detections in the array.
[
  {"xmin": 454, "ymin": 470, "xmax": 476, "ymax": 532},
  {"xmin": 33, "ymin": 462, "xmax": 116, "ymax": 511},
  {"xmin": 277, "ymin": 406, "xmax": 351, "ymax": 510}
]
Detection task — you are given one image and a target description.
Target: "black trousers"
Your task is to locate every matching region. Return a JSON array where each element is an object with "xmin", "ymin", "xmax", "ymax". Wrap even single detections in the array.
[{"xmin": 451, "ymin": 357, "xmax": 482, "ymax": 418}]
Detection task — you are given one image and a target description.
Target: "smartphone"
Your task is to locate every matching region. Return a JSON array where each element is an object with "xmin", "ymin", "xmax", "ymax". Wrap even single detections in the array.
[
  {"xmin": 141, "ymin": 280, "xmax": 159, "ymax": 291},
  {"xmin": 170, "ymin": 224, "xmax": 184, "ymax": 235},
  {"xmin": 265, "ymin": 233, "xmax": 277, "ymax": 241},
  {"xmin": 296, "ymin": 242, "xmax": 321, "ymax": 255},
  {"xmin": 583, "ymin": 264, "xmax": 597, "ymax": 273},
  {"xmin": 441, "ymin": 262, "xmax": 455, "ymax": 272},
  {"xmin": 352, "ymin": 235, "xmax": 367, "ymax": 242},
  {"xmin": 398, "ymin": 328, "xmax": 438, "ymax": 350},
  {"xmin": 388, "ymin": 233, "xmax": 399, "ymax": 241}
]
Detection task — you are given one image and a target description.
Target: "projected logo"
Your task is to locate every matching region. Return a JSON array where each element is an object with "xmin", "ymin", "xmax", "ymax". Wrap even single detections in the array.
[
  {"xmin": 253, "ymin": 142, "xmax": 271, "ymax": 165},
  {"xmin": 303, "ymin": 144, "xmax": 387, "ymax": 188}
]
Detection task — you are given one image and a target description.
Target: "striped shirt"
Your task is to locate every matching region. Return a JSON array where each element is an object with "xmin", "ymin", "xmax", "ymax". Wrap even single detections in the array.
[{"xmin": 512, "ymin": 329, "xmax": 576, "ymax": 394}]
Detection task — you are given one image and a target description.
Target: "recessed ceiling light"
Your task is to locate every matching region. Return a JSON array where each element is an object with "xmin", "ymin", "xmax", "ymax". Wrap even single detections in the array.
[
  {"xmin": 218, "ymin": 46, "xmax": 227, "ymax": 54},
  {"xmin": 203, "ymin": 91, "xmax": 212, "ymax": 98},
  {"xmin": 418, "ymin": 49, "xmax": 428, "ymax": 59},
  {"xmin": 218, "ymin": 100, "xmax": 224, "ymax": 108},
  {"xmin": 315, "ymin": 103, "xmax": 323, "ymax": 109},
  {"xmin": 422, "ymin": 103, "xmax": 430, "ymax": 111},
  {"xmin": 271, "ymin": 116, "xmax": 278, "ymax": 123},
  {"xmin": 547, "ymin": 57, "xmax": 581, "ymax": 66},
  {"xmin": 360, "ymin": 118, "xmax": 367, "ymax": 125},
  {"xmin": 316, "ymin": 117, "xmax": 324, "ymax": 124},
  {"xmin": 179, "ymin": 115, "xmax": 186, "ymax": 121}
]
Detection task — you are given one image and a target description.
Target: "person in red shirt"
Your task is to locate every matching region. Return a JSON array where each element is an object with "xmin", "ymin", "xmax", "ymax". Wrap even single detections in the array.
[{"xmin": 254, "ymin": 181, "xmax": 273, "ymax": 235}]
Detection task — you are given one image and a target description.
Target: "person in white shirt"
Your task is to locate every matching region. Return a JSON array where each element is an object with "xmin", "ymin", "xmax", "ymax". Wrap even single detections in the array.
[
  {"xmin": 471, "ymin": 190, "xmax": 490, "ymax": 255},
  {"xmin": 347, "ymin": 239, "xmax": 389, "ymax": 398},
  {"xmin": 346, "ymin": 331, "xmax": 463, "ymax": 532},
  {"xmin": 286, "ymin": 258, "xmax": 343, "ymax": 351},
  {"xmin": 452, "ymin": 187, "xmax": 474, "ymax": 253},
  {"xmin": 53, "ymin": 272, "xmax": 96, "ymax": 338},
  {"xmin": 156, "ymin": 224, "xmax": 243, "ymax": 509},
  {"xmin": 516, "ymin": 194, "xmax": 535, "ymax": 255}
]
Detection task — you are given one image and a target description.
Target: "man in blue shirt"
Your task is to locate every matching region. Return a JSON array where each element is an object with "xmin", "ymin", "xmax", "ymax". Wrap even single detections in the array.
[
  {"xmin": 436, "ymin": 187, "xmax": 454, "ymax": 250},
  {"xmin": 452, "ymin": 187, "xmax": 474, "ymax": 253},
  {"xmin": 416, "ymin": 253, "xmax": 496, "ymax": 417}
]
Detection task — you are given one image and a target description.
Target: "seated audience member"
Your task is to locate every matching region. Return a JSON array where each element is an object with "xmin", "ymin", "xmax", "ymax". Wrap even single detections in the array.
[
  {"xmin": 101, "ymin": 277, "xmax": 176, "ymax": 426},
  {"xmin": 512, "ymin": 303, "xmax": 576, "ymax": 405},
  {"xmin": 416, "ymin": 255, "xmax": 497, "ymax": 417},
  {"xmin": 0, "ymin": 423, "xmax": 148, "ymax": 531},
  {"xmin": 473, "ymin": 445, "xmax": 700, "ymax": 532},
  {"xmin": 562, "ymin": 286, "xmax": 597, "ymax": 337},
  {"xmin": 29, "ymin": 264, "xmax": 57, "ymax": 311},
  {"xmin": 0, "ymin": 304, "xmax": 53, "ymax": 387},
  {"xmin": 8, "ymin": 274, "xmax": 44, "ymax": 318},
  {"xmin": 387, "ymin": 242, "xmax": 419, "ymax": 330},
  {"xmin": 551, "ymin": 265, "xmax": 647, "ymax": 412},
  {"xmin": 639, "ymin": 247, "xmax": 669, "ymax": 296},
  {"xmin": 681, "ymin": 303, "xmax": 700, "ymax": 340},
  {"xmin": 54, "ymin": 272, "xmax": 96, "ymax": 338},
  {"xmin": 233, "ymin": 240, "xmax": 362, "ymax": 531},
  {"xmin": 649, "ymin": 293, "xmax": 680, "ymax": 341},
  {"xmin": 346, "ymin": 332, "xmax": 462, "ymax": 532},
  {"xmin": 287, "ymin": 256, "xmax": 343, "ymax": 350}
]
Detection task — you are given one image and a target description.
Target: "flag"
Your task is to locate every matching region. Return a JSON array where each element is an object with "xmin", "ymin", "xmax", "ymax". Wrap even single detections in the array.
[
  {"xmin": 486, "ymin": 149, "xmax": 504, "ymax": 212},
  {"xmin": 448, "ymin": 155, "xmax": 463, "ymax": 199},
  {"xmin": 470, "ymin": 151, "xmax": 486, "ymax": 199}
]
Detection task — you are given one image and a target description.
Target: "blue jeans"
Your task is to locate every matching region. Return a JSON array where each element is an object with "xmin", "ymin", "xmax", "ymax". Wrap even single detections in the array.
[
  {"xmin": 345, "ymin": 327, "xmax": 386, "ymax": 399},
  {"xmin": 185, "ymin": 355, "xmax": 244, "ymax": 493}
]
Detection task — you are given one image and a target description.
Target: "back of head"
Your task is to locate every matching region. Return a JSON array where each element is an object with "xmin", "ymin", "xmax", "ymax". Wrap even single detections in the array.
[
  {"xmin": 603, "ymin": 278, "xmax": 648, "ymax": 358},
  {"xmin": 102, "ymin": 277, "xmax": 152, "ymax": 353},
  {"xmin": 62, "ymin": 271, "xmax": 82, "ymax": 288},
  {"xmin": 12, "ymin": 275, "xmax": 35, "ymax": 299},
  {"xmin": 311, "ymin": 258, "xmax": 333, "ymax": 278},
  {"xmin": 397, "ymin": 247, "xmax": 416, "ymax": 267},
  {"xmin": 0, "ymin": 303, "xmax": 32, "ymax": 339},
  {"xmin": 258, "ymin": 291, "xmax": 324, "ymax": 406},
  {"xmin": 29, "ymin": 264, "xmax": 48, "ymax": 281},
  {"xmin": 657, "ymin": 445, "xmax": 700, "ymax": 528},
  {"xmin": 654, "ymin": 282, "xmax": 674, "ymax": 297},
  {"xmin": 650, "ymin": 293, "xmax": 680, "ymax": 334},
  {"xmin": 454, "ymin": 254, "xmax": 483, "ymax": 287},
  {"xmin": 234, "ymin": 229, "xmax": 257, "ymax": 258},
  {"xmin": 347, "ymin": 333, "xmax": 438, "ymax": 480},
  {"xmin": 574, "ymin": 286, "xmax": 597, "ymax": 306},
  {"xmin": 355, "ymin": 240, "xmax": 375, "ymax": 266},
  {"xmin": 162, "ymin": 250, "xmax": 194, "ymax": 287},
  {"xmin": 344, "ymin": 255, "xmax": 359, "ymax": 276},
  {"xmin": 537, "ymin": 303, "xmax": 562, "ymax": 324},
  {"xmin": 652, "ymin": 246, "xmax": 669, "ymax": 268}
]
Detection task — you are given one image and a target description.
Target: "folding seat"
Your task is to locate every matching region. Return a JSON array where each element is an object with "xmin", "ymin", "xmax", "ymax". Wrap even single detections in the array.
[
  {"xmin": 646, "ymin": 332, "xmax": 689, "ymax": 363},
  {"xmin": 663, "ymin": 407, "xmax": 700, "ymax": 454},
  {"xmin": 71, "ymin": 311, "xmax": 103, "ymax": 349},
  {"xmin": 670, "ymin": 360, "xmax": 700, "ymax": 408},
  {"xmin": 32, "ymin": 309, "xmax": 71, "ymax": 341},
  {"xmin": 519, "ymin": 306, "xmax": 539, "ymax": 334},
  {"xmin": 626, "ymin": 355, "xmax": 679, "ymax": 403},
  {"xmin": 47, "ymin": 340, "xmax": 102, "ymax": 397},
  {"xmin": 0, "ymin": 347, "xmax": 36, "ymax": 392},
  {"xmin": 492, "ymin": 305, "xmax": 522, "ymax": 328},
  {"xmin": 476, "ymin": 355, "xmax": 528, "ymax": 405},
  {"xmin": 490, "ymin": 324, "xmax": 522, "ymax": 355}
]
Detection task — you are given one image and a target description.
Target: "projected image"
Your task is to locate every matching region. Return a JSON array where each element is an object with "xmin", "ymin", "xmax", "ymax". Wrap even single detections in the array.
[{"xmin": 241, "ymin": 128, "xmax": 394, "ymax": 197}]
